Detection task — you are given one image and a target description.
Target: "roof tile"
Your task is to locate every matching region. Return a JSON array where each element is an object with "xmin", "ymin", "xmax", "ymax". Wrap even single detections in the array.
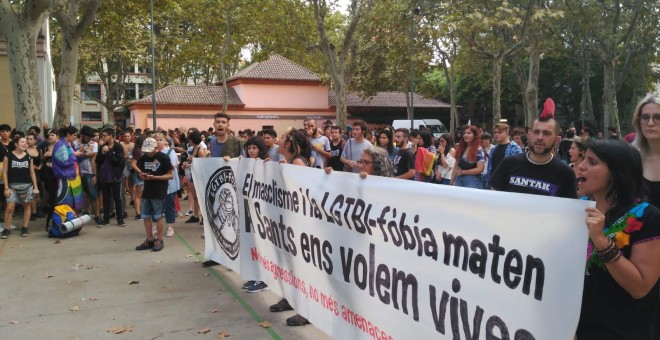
[
  {"xmin": 227, "ymin": 54, "xmax": 321, "ymax": 82},
  {"xmin": 130, "ymin": 85, "xmax": 243, "ymax": 106},
  {"xmin": 329, "ymin": 91, "xmax": 450, "ymax": 108}
]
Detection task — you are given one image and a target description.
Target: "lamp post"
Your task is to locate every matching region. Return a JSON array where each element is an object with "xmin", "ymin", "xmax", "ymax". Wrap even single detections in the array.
[
  {"xmin": 150, "ymin": 0, "xmax": 157, "ymax": 131},
  {"xmin": 409, "ymin": 6, "xmax": 420, "ymax": 130}
]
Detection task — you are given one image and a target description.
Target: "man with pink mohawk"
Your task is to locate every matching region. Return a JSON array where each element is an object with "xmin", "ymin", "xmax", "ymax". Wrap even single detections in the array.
[{"xmin": 490, "ymin": 98, "xmax": 577, "ymax": 198}]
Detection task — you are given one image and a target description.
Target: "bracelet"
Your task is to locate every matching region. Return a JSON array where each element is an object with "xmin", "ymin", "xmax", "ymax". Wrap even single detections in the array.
[{"xmin": 596, "ymin": 238, "xmax": 621, "ymax": 263}]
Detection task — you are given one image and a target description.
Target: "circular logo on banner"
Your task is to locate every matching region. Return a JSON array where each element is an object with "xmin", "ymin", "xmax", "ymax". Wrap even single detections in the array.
[{"xmin": 205, "ymin": 166, "xmax": 240, "ymax": 260}]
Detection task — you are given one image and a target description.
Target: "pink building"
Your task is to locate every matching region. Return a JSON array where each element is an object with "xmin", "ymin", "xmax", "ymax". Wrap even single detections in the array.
[{"xmin": 128, "ymin": 54, "xmax": 450, "ymax": 134}]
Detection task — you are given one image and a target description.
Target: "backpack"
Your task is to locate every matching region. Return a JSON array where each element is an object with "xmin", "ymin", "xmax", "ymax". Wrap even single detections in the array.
[{"xmin": 46, "ymin": 204, "xmax": 85, "ymax": 238}]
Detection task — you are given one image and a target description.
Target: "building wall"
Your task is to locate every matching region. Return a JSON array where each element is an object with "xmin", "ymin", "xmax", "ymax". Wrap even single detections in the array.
[{"xmin": 233, "ymin": 82, "xmax": 330, "ymax": 110}]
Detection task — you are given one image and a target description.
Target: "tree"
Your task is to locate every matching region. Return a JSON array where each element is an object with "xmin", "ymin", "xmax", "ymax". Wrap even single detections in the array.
[
  {"xmin": 52, "ymin": 0, "xmax": 101, "ymax": 128},
  {"xmin": 558, "ymin": 0, "xmax": 659, "ymax": 134},
  {"xmin": 77, "ymin": 0, "xmax": 150, "ymax": 124},
  {"xmin": 0, "ymin": 0, "xmax": 51, "ymax": 130},
  {"xmin": 452, "ymin": 0, "xmax": 534, "ymax": 127},
  {"xmin": 310, "ymin": 0, "xmax": 371, "ymax": 129}
]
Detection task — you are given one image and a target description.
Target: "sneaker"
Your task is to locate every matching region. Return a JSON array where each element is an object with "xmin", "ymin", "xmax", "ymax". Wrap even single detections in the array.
[
  {"xmin": 94, "ymin": 216, "xmax": 104, "ymax": 224},
  {"xmin": 185, "ymin": 216, "xmax": 199, "ymax": 224},
  {"xmin": 185, "ymin": 209, "xmax": 193, "ymax": 216},
  {"xmin": 117, "ymin": 219, "xmax": 127, "ymax": 227},
  {"xmin": 242, "ymin": 280, "xmax": 257, "ymax": 289},
  {"xmin": 246, "ymin": 281, "xmax": 269, "ymax": 293},
  {"xmin": 135, "ymin": 214, "xmax": 143, "ymax": 221},
  {"xmin": 20, "ymin": 227, "xmax": 29, "ymax": 237},
  {"xmin": 269, "ymin": 298, "xmax": 294, "ymax": 312},
  {"xmin": 135, "ymin": 238, "xmax": 154, "ymax": 250},
  {"xmin": 1, "ymin": 229, "xmax": 10, "ymax": 239},
  {"xmin": 166, "ymin": 226, "xmax": 174, "ymax": 237},
  {"xmin": 97, "ymin": 220, "xmax": 110, "ymax": 228},
  {"xmin": 286, "ymin": 314, "xmax": 310, "ymax": 326},
  {"xmin": 152, "ymin": 239, "xmax": 164, "ymax": 252}
]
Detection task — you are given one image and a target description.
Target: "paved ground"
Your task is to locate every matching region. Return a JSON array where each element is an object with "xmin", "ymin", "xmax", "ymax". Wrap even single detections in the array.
[{"xmin": 0, "ymin": 214, "xmax": 331, "ymax": 340}]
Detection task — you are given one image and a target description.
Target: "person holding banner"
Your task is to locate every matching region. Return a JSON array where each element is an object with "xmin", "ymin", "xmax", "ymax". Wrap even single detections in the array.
[
  {"xmin": 271, "ymin": 128, "xmax": 313, "ymax": 326},
  {"xmin": 576, "ymin": 139, "xmax": 660, "ymax": 339},
  {"xmin": 357, "ymin": 147, "xmax": 393, "ymax": 179},
  {"xmin": 490, "ymin": 99, "xmax": 577, "ymax": 198}
]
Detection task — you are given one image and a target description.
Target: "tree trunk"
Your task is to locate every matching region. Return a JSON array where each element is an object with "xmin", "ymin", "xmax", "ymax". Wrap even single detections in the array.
[
  {"xmin": 513, "ymin": 59, "xmax": 528, "ymax": 125},
  {"xmin": 602, "ymin": 60, "xmax": 620, "ymax": 135},
  {"xmin": 448, "ymin": 67, "xmax": 458, "ymax": 134},
  {"xmin": 491, "ymin": 55, "xmax": 503, "ymax": 127},
  {"xmin": 53, "ymin": 0, "xmax": 101, "ymax": 128},
  {"xmin": 335, "ymin": 81, "xmax": 347, "ymax": 130},
  {"xmin": 578, "ymin": 49, "xmax": 595, "ymax": 123},
  {"xmin": 525, "ymin": 45, "xmax": 540, "ymax": 128},
  {"xmin": 0, "ymin": 5, "xmax": 45, "ymax": 130}
]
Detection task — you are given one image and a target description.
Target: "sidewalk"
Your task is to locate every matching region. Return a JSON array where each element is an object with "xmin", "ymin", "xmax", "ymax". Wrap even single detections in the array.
[{"xmin": 0, "ymin": 215, "xmax": 331, "ymax": 340}]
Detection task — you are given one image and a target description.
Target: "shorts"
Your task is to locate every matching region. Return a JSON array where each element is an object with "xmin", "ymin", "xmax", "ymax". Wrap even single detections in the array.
[
  {"xmin": 81, "ymin": 174, "xmax": 99, "ymax": 200},
  {"xmin": 7, "ymin": 184, "xmax": 34, "ymax": 204},
  {"xmin": 133, "ymin": 173, "xmax": 144, "ymax": 186},
  {"xmin": 141, "ymin": 198, "xmax": 164, "ymax": 221}
]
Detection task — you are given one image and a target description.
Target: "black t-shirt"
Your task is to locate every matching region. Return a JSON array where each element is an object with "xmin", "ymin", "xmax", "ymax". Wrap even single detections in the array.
[
  {"xmin": 137, "ymin": 152, "xmax": 173, "ymax": 199},
  {"xmin": 490, "ymin": 144, "xmax": 507, "ymax": 175},
  {"xmin": 490, "ymin": 153, "xmax": 577, "ymax": 198},
  {"xmin": 644, "ymin": 178, "xmax": 660, "ymax": 209},
  {"xmin": 577, "ymin": 203, "xmax": 660, "ymax": 339},
  {"xmin": 7, "ymin": 152, "xmax": 32, "ymax": 184},
  {"xmin": 393, "ymin": 148, "xmax": 414, "ymax": 178},
  {"xmin": 328, "ymin": 140, "xmax": 344, "ymax": 171}
]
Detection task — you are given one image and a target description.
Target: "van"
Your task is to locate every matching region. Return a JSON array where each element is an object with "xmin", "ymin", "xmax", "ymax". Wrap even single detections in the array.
[{"xmin": 392, "ymin": 119, "xmax": 447, "ymax": 139}]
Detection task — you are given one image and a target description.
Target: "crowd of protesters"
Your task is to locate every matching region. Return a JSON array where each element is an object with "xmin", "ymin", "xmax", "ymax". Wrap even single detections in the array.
[{"xmin": 1, "ymin": 92, "xmax": 658, "ymax": 336}]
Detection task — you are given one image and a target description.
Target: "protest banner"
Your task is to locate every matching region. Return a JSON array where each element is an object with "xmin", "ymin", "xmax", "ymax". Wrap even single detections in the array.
[{"xmin": 193, "ymin": 157, "xmax": 591, "ymax": 340}]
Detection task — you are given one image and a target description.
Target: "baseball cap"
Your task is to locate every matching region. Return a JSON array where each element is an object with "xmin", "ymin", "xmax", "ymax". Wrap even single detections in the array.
[{"xmin": 142, "ymin": 137, "xmax": 157, "ymax": 153}]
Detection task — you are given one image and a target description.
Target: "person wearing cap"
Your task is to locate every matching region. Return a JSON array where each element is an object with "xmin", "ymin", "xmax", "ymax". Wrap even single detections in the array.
[{"xmin": 134, "ymin": 137, "xmax": 173, "ymax": 252}]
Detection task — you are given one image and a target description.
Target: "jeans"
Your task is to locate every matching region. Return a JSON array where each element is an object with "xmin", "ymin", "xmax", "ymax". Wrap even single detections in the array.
[
  {"xmin": 100, "ymin": 181, "xmax": 123, "ymax": 222},
  {"xmin": 454, "ymin": 175, "xmax": 483, "ymax": 189},
  {"xmin": 164, "ymin": 192, "xmax": 176, "ymax": 224}
]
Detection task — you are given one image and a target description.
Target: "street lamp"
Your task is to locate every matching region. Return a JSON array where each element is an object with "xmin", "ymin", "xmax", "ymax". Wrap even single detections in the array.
[{"xmin": 150, "ymin": 0, "xmax": 157, "ymax": 131}]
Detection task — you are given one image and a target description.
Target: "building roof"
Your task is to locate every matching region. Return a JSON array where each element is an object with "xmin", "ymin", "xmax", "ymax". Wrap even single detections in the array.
[
  {"xmin": 329, "ymin": 91, "xmax": 451, "ymax": 108},
  {"xmin": 129, "ymin": 85, "xmax": 243, "ymax": 106},
  {"xmin": 226, "ymin": 54, "xmax": 321, "ymax": 82}
]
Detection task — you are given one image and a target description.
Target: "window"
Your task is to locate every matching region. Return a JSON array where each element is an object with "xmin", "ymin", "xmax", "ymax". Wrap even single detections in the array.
[
  {"xmin": 81, "ymin": 84, "xmax": 101, "ymax": 100},
  {"xmin": 137, "ymin": 65, "xmax": 151, "ymax": 74},
  {"xmin": 124, "ymin": 85, "xmax": 137, "ymax": 100},
  {"xmin": 81, "ymin": 111, "xmax": 102, "ymax": 122}
]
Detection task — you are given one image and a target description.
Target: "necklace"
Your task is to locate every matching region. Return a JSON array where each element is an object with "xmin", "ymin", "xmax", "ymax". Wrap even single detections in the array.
[{"xmin": 526, "ymin": 151, "xmax": 553, "ymax": 165}]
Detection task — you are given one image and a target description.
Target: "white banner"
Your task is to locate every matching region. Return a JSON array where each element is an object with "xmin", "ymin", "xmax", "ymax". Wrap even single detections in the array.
[{"xmin": 193, "ymin": 158, "xmax": 591, "ymax": 340}]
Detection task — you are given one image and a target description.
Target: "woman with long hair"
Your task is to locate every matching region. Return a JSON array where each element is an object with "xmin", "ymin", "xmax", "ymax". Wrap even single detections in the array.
[
  {"xmin": 576, "ymin": 139, "xmax": 660, "ymax": 339},
  {"xmin": 450, "ymin": 125, "xmax": 484, "ymax": 188},
  {"xmin": 435, "ymin": 134, "xmax": 456, "ymax": 185},
  {"xmin": 631, "ymin": 93, "xmax": 660, "ymax": 334},
  {"xmin": 376, "ymin": 129, "xmax": 398, "ymax": 164},
  {"xmin": 278, "ymin": 129, "xmax": 312, "ymax": 166},
  {"xmin": 271, "ymin": 128, "xmax": 312, "ymax": 327},
  {"xmin": 415, "ymin": 130, "xmax": 436, "ymax": 182}
]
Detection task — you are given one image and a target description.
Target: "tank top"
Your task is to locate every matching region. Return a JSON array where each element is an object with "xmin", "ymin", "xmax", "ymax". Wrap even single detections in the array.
[
  {"xmin": 7, "ymin": 152, "xmax": 32, "ymax": 184},
  {"xmin": 644, "ymin": 178, "xmax": 660, "ymax": 208}
]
